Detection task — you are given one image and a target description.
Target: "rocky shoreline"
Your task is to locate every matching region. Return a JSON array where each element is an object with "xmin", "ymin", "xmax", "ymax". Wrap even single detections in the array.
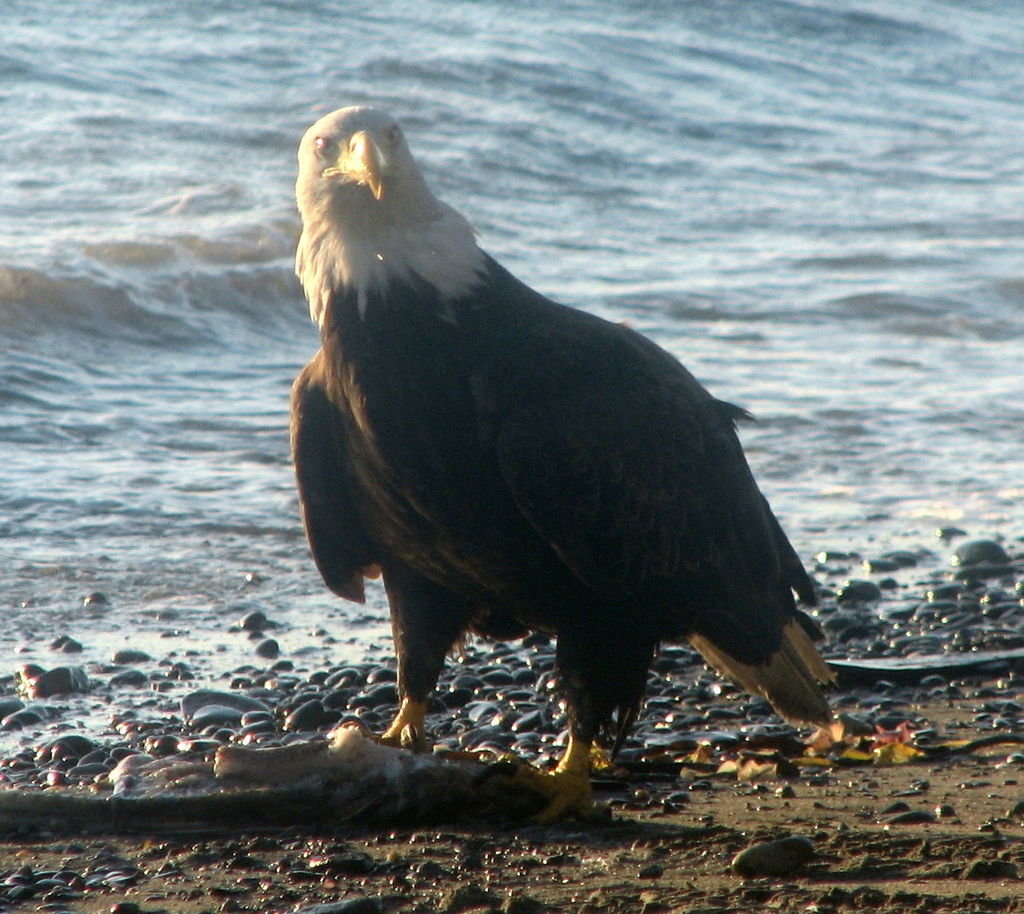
[{"xmin": 0, "ymin": 531, "xmax": 1021, "ymax": 911}]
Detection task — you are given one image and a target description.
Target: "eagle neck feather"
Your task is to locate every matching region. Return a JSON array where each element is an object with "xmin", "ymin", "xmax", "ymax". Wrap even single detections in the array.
[{"xmin": 296, "ymin": 194, "xmax": 486, "ymax": 330}]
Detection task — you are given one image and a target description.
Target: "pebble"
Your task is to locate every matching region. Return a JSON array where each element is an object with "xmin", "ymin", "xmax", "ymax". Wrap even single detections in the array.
[
  {"xmin": 835, "ymin": 580, "xmax": 883, "ymax": 605},
  {"xmin": 190, "ymin": 705, "xmax": 248, "ymax": 729},
  {"xmin": 16, "ymin": 666, "xmax": 90, "ymax": 699},
  {"xmin": 180, "ymin": 690, "xmax": 272, "ymax": 722},
  {"xmin": 964, "ymin": 860, "xmax": 1017, "ymax": 879},
  {"xmin": 111, "ymin": 649, "xmax": 151, "ymax": 665},
  {"xmin": 952, "ymin": 540, "xmax": 1011, "ymax": 568},
  {"xmin": 731, "ymin": 836, "xmax": 815, "ymax": 877},
  {"xmin": 285, "ymin": 699, "xmax": 339, "ymax": 732},
  {"xmin": 443, "ymin": 884, "xmax": 498, "ymax": 912},
  {"xmin": 35, "ymin": 735, "xmax": 95, "ymax": 763},
  {"xmin": 348, "ymin": 682, "xmax": 398, "ymax": 709},
  {"xmin": 884, "ymin": 809, "xmax": 936, "ymax": 825},
  {"xmin": 0, "ymin": 699, "xmax": 24, "ymax": 719},
  {"xmin": 255, "ymin": 638, "xmax": 281, "ymax": 659},
  {"xmin": 109, "ymin": 669, "xmax": 148, "ymax": 688},
  {"xmin": 2, "ymin": 707, "xmax": 50, "ymax": 730},
  {"xmin": 238, "ymin": 610, "xmax": 271, "ymax": 632}
]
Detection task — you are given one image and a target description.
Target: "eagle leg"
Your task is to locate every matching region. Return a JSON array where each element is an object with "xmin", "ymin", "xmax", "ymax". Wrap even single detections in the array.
[
  {"xmin": 491, "ymin": 625, "xmax": 655, "ymax": 822},
  {"xmin": 381, "ymin": 563, "xmax": 474, "ymax": 752}
]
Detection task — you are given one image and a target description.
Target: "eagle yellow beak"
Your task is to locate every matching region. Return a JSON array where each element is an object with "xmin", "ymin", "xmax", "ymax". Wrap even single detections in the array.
[{"xmin": 323, "ymin": 130, "xmax": 385, "ymax": 200}]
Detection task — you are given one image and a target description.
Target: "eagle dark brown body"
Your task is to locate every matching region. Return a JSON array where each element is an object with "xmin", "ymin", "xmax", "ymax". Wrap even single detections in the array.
[{"xmin": 291, "ymin": 106, "xmax": 832, "ymax": 819}]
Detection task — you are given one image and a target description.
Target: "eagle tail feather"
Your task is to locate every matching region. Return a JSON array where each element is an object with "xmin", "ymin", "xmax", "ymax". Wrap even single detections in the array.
[{"xmin": 689, "ymin": 619, "xmax": 834, "ymax": 727}]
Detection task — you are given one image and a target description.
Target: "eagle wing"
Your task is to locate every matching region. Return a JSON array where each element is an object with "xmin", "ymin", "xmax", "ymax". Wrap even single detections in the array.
[
  {"xmin": 290, "ymin": 351, "xmax": 377, "ymax": 603},
  {"xmin": 494, "ymin": 382, "xmax": 809, "ymax": 665}
]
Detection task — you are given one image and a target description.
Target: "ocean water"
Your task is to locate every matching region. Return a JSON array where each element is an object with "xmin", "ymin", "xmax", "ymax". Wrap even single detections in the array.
[{"xmin": 1, "ymin": 0, "xmax": 1022, "ymax": 735}]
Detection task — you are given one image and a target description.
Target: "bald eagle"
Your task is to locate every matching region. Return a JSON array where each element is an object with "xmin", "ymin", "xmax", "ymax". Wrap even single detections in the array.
[{"xmin": 291, "ymin": 107, "xmax": 833, "ymax": 820}]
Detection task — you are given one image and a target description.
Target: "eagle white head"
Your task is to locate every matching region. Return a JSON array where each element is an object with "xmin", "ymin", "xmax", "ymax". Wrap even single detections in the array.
[{"xmin": 295, "ymin": 106, "xmax": 484, "ymax": 326}]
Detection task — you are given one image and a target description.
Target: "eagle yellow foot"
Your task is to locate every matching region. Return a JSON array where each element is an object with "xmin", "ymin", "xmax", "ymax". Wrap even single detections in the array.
[
  {"xmin": 379, "ymin": 697, "xmax": 429, "ymax": 752},
  {"xmin": 500, "ymin": 735, "xmax": 600, "ymax": 824}
]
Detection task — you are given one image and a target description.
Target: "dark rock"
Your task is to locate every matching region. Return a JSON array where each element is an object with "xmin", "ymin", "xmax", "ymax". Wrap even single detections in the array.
[
  {"xmin": 238, "ymin": 610, "xmax": 270, "ymax": 632},
  {"xmin": 502, "ymin": 893, "xmax": 546, "ymax": 914},
  {"xmin": 452, "ymin": 673, "xmax": 484, "ymax": 693},
  {"xmin": 180, "ymin": 689, "xmax": 271, "ymax": 722},
  {"xmin": 0, "ymin": 698, "xmax": 24, "ymax": 719},
  {"xmin": 255, "ymin": 638, "xmax": 280, "ymax": 659},
  {"xmin": 414, "ymin": 860, "xmax": 448, "ymax": 880},
  {"xmin": 316, "ymin": 853, "xmax": 375, "ymax": 876},
  {"xmin": 954, "ymin": 565, "xmax": 1016, "ymax": 583},
  {"xmin": 36, "ymin": 734, "xmax": 95, "ymax": 763},
  {"xmin": 110, "ymin": 669, "xmax": 148, "ymax": 687},
  {"xmin": 322, "ymin": 689, "xmax": 355, "ymax": 711},
  {"xmin": 50, "ymin": 635, "xmax": 83, "ymax": 653},
  {"xmin": 240, "ymin": 710, "xmax": 274, "ymax": 726},
  {"xmin": 444, "ymin": 883, "xmax": 499, "ymax": 912},
  {"xmin": 881, "ymin": 801, "xmax": 911, "ymax": 815},
  {"xmin": 836, "ymin": 580, "xmax": 883, "ymax": 605},
  {"xmin": 863, "ymin": 558, "xmax": 900, "ymax": 574},
  {"xmin": 732, "ymin": 836, "xmax": 815, "ymax": 877},
  {"xmin": 442, "ymin": 686, "xmax": 473, "ymax": 709},
  {"xmin": 511, "ymin": 709, "xmax": 547, "ymax": 733},
  {"xmin": 482, "ymin": 668, "xmax": 515, "ymax": 686},
  {"xmin": 112, "ymin": 649, "xmax": 152, "ymax": 664},
  {"xmin": 2, "ymin": 707, "xmax": 50, "ymax": 730},
  {"xmin": 814, "ymin": 550, "xmax": 860, "ymax": 563},
  {"xmin": 69, "ymin": 762, "xmax": 110, "ymax": 780},
  {"xmin": 465, "ymin": 701, "xmax": 501, "ymax": 723},
  {"xmin": 349, "ymin": 682, "xmax": 398, "ymax": 709},
  {"xmin": 936, "ymin": 526, "xmax": 967, "ymax": 540},
  {"xmin": 952, "ymin": 540, "xmax": 1010, "ymax": 568},
  {"xmin": 17, "ymin": 666, "xmax": 90, "ymax": 698},
  {"xmin": 191, "ymin": 705, "xmax": 247, "ymax": 729},
  {"xmin": 881, "ymin": 550, "xmax": 920, "ymax": 568},
  {"xmin": 324, "ymin": 668, "xmax": 365, "ymax": 688},
  {"xmin": 285, "ymin": 699, "xmax": 338, "ymax": 732},
  {"xmin": 885, "ymin": 809, "xmax": 935, "ymax": 825},
  {"xmin": 964, "ymin": 860, "xmax": 1017, "ymax": 879}
]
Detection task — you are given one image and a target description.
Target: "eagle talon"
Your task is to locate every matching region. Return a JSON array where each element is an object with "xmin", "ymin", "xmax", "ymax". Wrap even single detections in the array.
[
  {"xmin": 487, "ymin": 735, "xmax": 599, "ymax": 824},
  {"xmin": 378, "ymin": 698, "xmax": 429, "ymax": 752}
]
